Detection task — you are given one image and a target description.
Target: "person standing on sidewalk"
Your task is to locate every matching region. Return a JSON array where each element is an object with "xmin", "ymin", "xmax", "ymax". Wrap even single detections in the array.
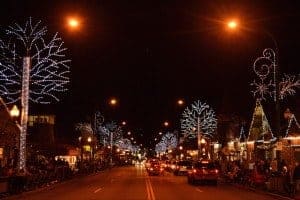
[{"xmin": 293, "ymin": 162, "xmax": 300, "ymax": 196}]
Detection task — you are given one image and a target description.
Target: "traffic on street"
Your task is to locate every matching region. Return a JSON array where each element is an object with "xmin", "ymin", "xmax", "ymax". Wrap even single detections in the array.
[{"xmin": 3, "ymin": 164, "xmax": 286, "ymax": 200}]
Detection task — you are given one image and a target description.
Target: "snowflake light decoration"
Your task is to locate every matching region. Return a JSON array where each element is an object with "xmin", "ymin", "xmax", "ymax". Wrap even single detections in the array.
[
  {"xmin": 181, "ymin": 100, "xmax": 217, "ymax": 139},
  {"xmin": 251, "ymin": 48, "xmax": 300, "ymax": 101}
]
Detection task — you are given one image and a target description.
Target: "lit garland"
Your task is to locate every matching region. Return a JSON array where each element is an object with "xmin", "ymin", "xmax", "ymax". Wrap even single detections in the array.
[
  {"xmin": 0, "ymin": 18, "xmax": 70, "ymax": 170},
  {"xmin": 181, "ymin": 100, "xmax": 217, "ymax": 140},
  {"xmin": 285, "ymin": 112, "xmax": 300, "ymax": 138}
]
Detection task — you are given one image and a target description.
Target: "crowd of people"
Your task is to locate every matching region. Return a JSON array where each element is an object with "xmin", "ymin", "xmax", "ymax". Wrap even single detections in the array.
[{"xmin": 221, "ymin": 158, "xmax": 300, "ymax": 197}]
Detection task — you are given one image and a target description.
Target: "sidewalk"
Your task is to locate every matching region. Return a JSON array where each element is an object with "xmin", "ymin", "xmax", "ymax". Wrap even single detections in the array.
[{"xmin": 232, "ymin": 182, "xmax": 294, "ymax": 200}]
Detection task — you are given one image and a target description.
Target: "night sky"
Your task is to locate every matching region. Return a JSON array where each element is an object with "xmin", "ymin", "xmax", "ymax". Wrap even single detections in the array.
[{"xmin": 1, "ymin": 0, "xmax": 300, "ymax": 146}]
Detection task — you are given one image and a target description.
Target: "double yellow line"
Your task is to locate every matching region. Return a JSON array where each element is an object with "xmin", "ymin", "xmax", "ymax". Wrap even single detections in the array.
[{"xmin": 145, "ymin": 176, "xmax": 156, "ymax": 200}]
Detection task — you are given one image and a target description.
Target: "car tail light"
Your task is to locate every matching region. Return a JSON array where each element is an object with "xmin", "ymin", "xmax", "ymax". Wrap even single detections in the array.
[
  {"xmin": 215, "ymin": 169, "xmax": 219, "ymax": 174},
  {"xmin": 160, "ymin": 168, "xmax": 164, "ymax": 171},
  {"xmin": 193, "ymin": 169, "xmax": 197, "ymax": 173},
  {"xmin": 150, "ymin": 168, "xmax": 153, "ymax": 171}
]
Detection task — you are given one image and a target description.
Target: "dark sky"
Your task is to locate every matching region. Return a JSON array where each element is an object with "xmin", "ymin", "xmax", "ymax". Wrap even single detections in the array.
[{"xmin": 1, "ymin": 0, "xmax": 300, "ymax": 146}]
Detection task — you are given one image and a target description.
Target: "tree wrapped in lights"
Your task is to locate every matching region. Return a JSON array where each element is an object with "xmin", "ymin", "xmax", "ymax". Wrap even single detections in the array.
[
  {"xmin": 0, "ymin": 18, "xmax": 70, "ymax": 170},
  {"xmin": 97, "ymin": 126, "xmax": 110, "ymax": 146},
  {"xmin": 115, "ymin": 138, "xmax": 133, "ymax": 151},
  {"xmin": 251, "ymin": 48, "xmax": 300, "ymax": 101},
  {"xmin": 181, "ymin": 100, "xmax": 217, "ymax": 158},
  {"xmin": 181, "ymin": 100, "xmax": 217, "ymax": 139},
  {"xmin": 155, "ymin": 141, "xmax": 167, "ymax": 154},
  {"xmin": 75, "ymin": 123, "xmax": 93, "ymax": 134},
  {"xmin": 105, "ymin": 121, "xmax": 123, "ymax": 146},
  {"xmin": 160, "ymin": 132, "xmax": 178, "ymax": 151}
]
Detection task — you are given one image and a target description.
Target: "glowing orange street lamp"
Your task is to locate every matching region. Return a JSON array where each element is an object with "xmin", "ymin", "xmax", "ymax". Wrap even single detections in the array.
[
  {"xmin": 109, "ymin": 98, "xmax": 117, "ymax": 106},
  {"xmin": 227, "ymin": 20, "xmax": 238, "ymax": 30},
  {"xmin": 164, "ymin": 121, "xmax": 169, "ymax": 127},
  {"xmin": 177, "ymin": 99, "xmax": 184, "ymax": 106},
  {"xmin": 67, "ymin": 17, "xmax": 80, "ymax": 29}
]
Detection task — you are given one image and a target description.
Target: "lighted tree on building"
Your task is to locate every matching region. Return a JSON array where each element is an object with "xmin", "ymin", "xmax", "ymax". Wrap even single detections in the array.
[{"xmin": 0, "ymin": 18, "xmax": 70, "ymax": 170}]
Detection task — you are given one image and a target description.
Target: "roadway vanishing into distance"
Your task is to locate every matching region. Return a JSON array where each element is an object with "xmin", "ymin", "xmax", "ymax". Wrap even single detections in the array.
[{"xmin": 4, "ymin": 165, "xmax": 282, "ymax": 200}]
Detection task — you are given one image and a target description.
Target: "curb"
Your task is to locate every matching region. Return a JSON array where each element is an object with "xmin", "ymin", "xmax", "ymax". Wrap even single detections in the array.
[{"xmin": 233, "ymin": 183, "xmax": 293, "ymax": 200}]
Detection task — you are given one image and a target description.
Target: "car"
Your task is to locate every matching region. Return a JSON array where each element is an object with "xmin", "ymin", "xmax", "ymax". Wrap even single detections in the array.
[
  {"xmin": 173, "ymin": 160, "xmax": 192, "ymax": 176},
  {"xmin": 147, "ymin": 160, "xmax": 164, "ymax": 176},
  {"xmin": 187, "ymin": 159, "xmax": 220, "ymax": 185}
]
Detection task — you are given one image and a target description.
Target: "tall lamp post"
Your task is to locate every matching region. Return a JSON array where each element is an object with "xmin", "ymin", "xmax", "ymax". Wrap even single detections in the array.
[{"xmin": 226, "ymin": 20, "xmax": 282, "ymax": 138}]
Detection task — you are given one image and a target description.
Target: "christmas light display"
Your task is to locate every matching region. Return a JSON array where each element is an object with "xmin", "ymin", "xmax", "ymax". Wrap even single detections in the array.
[
  {"xmin": 155, "ymin": 142, "xmax": 166, "ymax": 153},
  {"xmin": 247, "ymin": 100, "xmax": 275, "ymax": 142},
  {"xmin": 115, "ymin": 138, "xmax": 134, "ymax": 151},
  {"xmin": 285, "ymin": 112, "xmax": 300, "ymax": 138},
  {"xmin": 0, "ymin": 18, "xmax": 70, "ymax": 170},
  {"xmin": 160, "ymin": 132, "xmax": 177, "ymax": 150},
  {"xmin": 75, "ymin": 123, "xmax": 93, "ymax": 134},
  {"xmin": 251, "ymin": 48, "xmax": 299, "ymax": 101},
  {"xmin": 181, "ymin": 100, "xmax": 217, "ymax": 139},
  {"xmin": 104, "ymin": 121, "xmax": 123, "ymax": 146}
]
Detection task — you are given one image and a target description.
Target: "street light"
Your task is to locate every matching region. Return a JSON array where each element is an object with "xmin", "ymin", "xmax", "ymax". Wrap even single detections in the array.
[
  {"xmin": 177, "ymin": 99, "xmax": 184, "ymax": 106},
  {"xmin": 164, "ymin": 121, "xmax": 169, "ymax": 127},
  {"xmin": 109, "ymin": 98, "xmax": 118, "ymax": 106},
  {"xmin": 227, "ymin": 20, "xmax": 238, "ymax": 29},
  {"xmin": 225, "ymin": 18, "xmax": 281, "ymax": 138},
  {"xmin": 66, "ymin": 16, "xmax": 81, "ymax": 31}
]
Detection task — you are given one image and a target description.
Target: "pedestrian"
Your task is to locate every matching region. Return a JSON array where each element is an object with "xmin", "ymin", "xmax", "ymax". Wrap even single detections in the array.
[{"xmin": 293, "ymin": 162, "xmax": 300, "ymax": 195}]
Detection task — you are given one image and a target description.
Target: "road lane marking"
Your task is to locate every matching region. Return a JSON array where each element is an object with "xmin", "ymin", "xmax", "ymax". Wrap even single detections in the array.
[
  {"xmin": 196, "ymin": 188, "xmax": 203, "ymax": 193},
  {"xmin": 145, "ymin": 177, "xmax": 156, "ymax": 200},
  {"xmin": 146, "ymin": 180, "xmax": 151, "ymax": 200},
  {"xmin": 94, "ymin": 187, "xmax": 103, "ymax": 193}
]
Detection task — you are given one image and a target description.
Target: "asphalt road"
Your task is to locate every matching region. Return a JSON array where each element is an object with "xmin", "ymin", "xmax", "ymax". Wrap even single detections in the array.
[{"xmin": 4, "ymin": 165, "xmax": 286, "ymax": 200}]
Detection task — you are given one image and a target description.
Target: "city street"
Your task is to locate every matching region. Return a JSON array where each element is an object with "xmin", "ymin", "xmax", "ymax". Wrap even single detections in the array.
[{"xmin": 4, "ymin": 165, "xmax": 284, "ymax": 200}]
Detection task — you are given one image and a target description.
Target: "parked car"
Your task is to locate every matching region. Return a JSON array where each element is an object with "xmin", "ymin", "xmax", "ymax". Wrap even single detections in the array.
[
  {"xmin": 147, "ymin": 160, "xmax": 164, "ymax": 176},
  {"xmin": 187, "ymin": 159, "xmax": 219, "ymax": 185},
  {"xmin": 173, "ymin": 160, "xmax": 192, "ymax": 176}
]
